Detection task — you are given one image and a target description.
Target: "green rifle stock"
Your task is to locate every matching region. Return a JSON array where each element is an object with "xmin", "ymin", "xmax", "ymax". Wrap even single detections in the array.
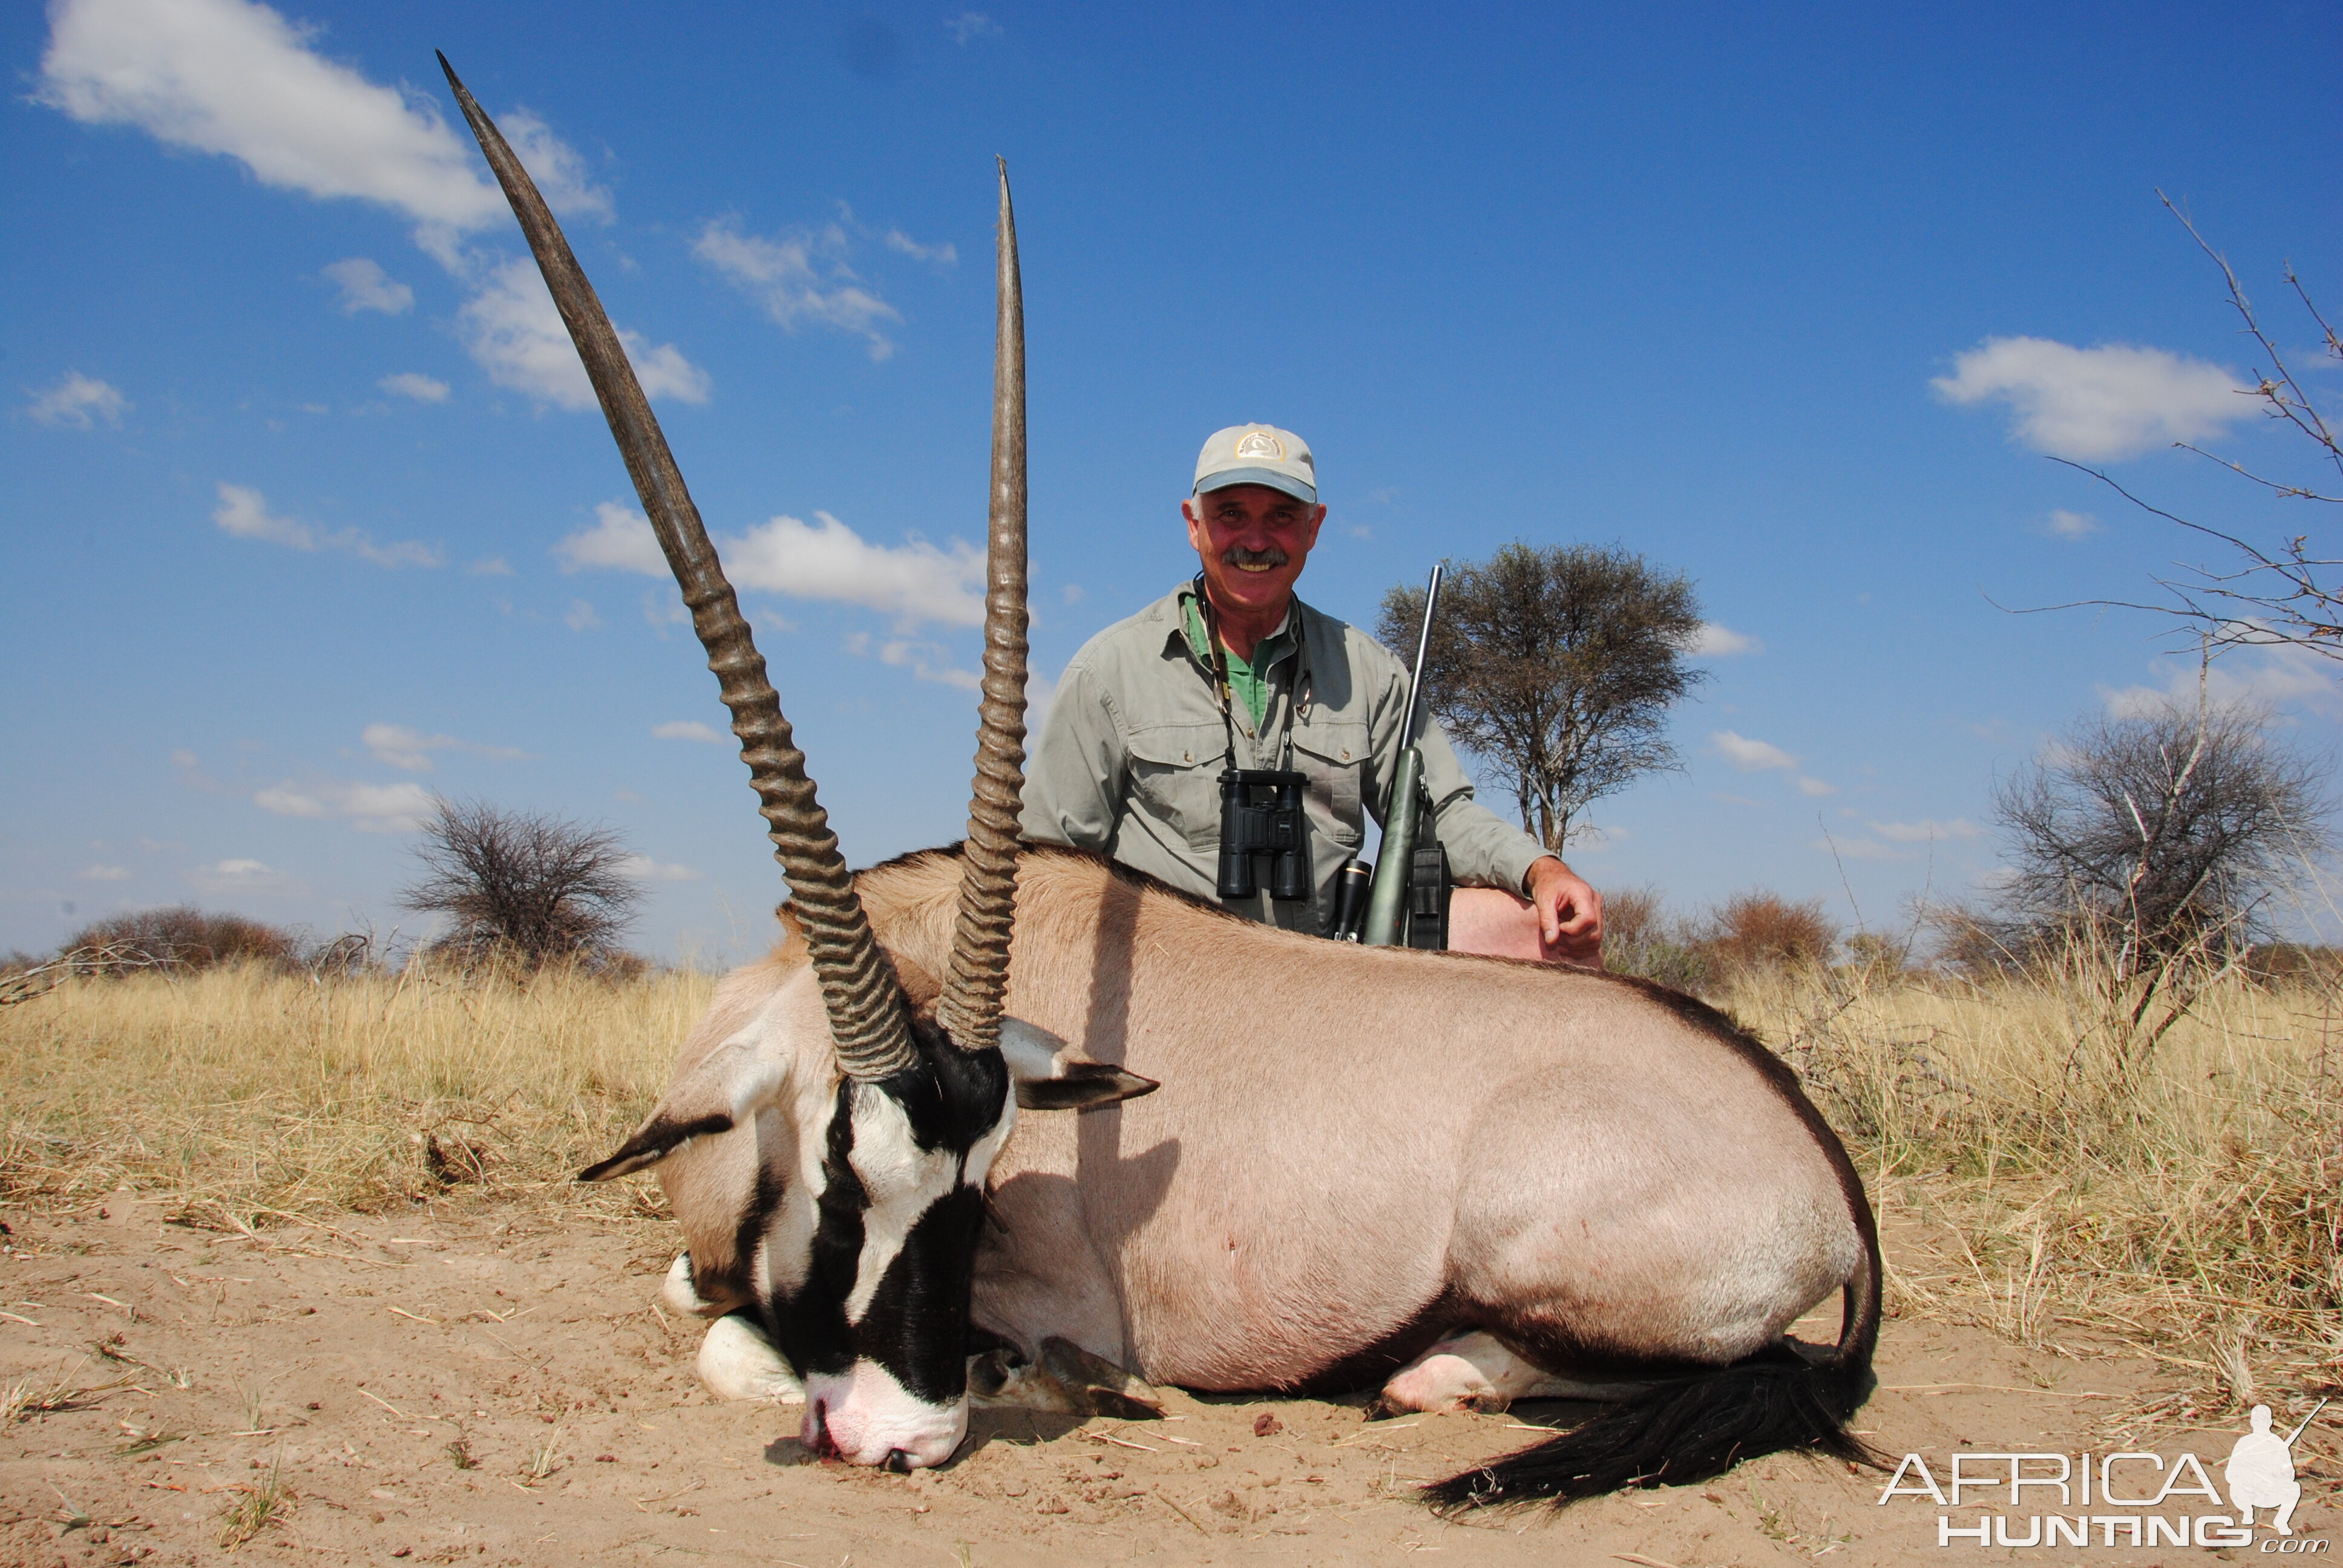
[{"xmin": 1360, "ymin": 564, "xmax": 1443, "ymax": 947}]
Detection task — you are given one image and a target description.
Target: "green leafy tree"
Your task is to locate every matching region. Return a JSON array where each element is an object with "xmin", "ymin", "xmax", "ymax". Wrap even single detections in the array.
[{"xmin": 1380, "ymin": 542, "xmax": 1705, "ymax": 853}]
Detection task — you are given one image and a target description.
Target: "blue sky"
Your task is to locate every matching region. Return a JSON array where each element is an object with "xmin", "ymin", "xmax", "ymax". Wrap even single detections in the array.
[{"xmin": 6, "ymin": 0, "xmax": 2339, "ymax": 964}]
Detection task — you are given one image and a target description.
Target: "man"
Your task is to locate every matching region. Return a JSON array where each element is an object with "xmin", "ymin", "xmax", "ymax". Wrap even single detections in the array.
[{"xmin": 1020, "ymin": 422, "xmax": 1603, "ymax": 965}]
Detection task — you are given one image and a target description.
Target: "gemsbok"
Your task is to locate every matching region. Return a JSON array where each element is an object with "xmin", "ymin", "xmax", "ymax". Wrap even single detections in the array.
[{"xmin": 443, "ymin": 54, "xmax": 1881, "ymax": 1506}]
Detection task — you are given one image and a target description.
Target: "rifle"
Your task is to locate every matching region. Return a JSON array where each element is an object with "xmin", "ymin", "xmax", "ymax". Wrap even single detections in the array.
[{"xmin": 1357, "ymin": 565, "xmax": 1445, "ymax": 947}]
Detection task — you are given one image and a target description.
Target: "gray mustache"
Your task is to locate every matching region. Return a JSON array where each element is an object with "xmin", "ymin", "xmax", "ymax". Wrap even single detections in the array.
[{"xmin": 1223, "ymin": 546, "xmax": 1289, "ymax": 569}]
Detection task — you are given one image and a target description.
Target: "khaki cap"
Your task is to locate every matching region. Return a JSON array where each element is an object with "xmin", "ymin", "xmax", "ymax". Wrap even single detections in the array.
[{"xmin": 1193, "ymin": 423, "xmax": 1317, "ymax": 506}]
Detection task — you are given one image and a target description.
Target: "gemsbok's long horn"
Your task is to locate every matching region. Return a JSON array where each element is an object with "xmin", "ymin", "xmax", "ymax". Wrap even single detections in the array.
[
  {"xmin": 437, "ymin": 53, "xmax": 917, "ymax": 1082},
  {"xmin": 936, "ymin": 160, "xmax": 1027, "ymax": 1054}
]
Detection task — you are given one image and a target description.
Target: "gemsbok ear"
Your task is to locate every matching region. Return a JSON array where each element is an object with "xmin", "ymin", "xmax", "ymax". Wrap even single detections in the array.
[
  {"xmin": 577, "ymin": 1033, "xmax": 792, "ymax": 1181},
  {"xmin": 997, "ymin": 1018, "xmax": 1159, "ymax": 1112}
]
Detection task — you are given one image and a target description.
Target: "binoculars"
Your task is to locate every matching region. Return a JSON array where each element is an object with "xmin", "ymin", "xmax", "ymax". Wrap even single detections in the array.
[{"xmin": 1216, "ymin": 768, "xmax": 1311, "ymax": 901}]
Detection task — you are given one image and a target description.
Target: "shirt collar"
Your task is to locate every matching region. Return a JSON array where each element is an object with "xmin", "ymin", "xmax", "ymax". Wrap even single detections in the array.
[{"xmin": 1177, "ymin": 582, "xmax": 1299, "ymax": 670}]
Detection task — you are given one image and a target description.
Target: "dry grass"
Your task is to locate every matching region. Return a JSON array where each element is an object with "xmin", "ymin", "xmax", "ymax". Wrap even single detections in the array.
[
  {"xmin": 0, "ymin": 959, "xmax": 711, "ymax": 1227},
  {"xmin": 215, "ymin": 1452, "xmax": 290, "ymax": 1549},
  {"xmin": 1720, "ymin": 958, "xmax": 2341, "ymax": 1399},
  {"xmin": 6, "ymin": 951, "xmax": 2336, "ymax": 1406}
]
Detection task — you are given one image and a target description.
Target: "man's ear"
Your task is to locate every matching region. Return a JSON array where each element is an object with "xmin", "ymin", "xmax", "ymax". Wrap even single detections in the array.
[
  {"xmin": 1182, "ymin": 497, "xmax": 1210, "ymax": 556},
  {"xmin": 998, "ymin": 1018, "xmax": 1159, "ymax": 1112}
]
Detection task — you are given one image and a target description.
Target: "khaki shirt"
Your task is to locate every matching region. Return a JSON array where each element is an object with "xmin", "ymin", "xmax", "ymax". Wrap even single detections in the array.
[{"xmin": 1018, "ymin": 585, "xmax": 1550, "ymax": 933}]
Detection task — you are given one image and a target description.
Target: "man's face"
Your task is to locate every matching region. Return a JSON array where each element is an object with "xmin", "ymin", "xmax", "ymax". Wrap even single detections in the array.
[{"xmin": 1183, "ymin": 485, "xmax": 1326, "ymax": 621}]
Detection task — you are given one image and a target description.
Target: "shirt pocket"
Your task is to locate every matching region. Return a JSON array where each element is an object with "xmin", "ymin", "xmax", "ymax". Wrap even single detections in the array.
[
  {"xmin": 1291, "ymin": 719, "xmax": 1368, "ymax": 851},
  {"xmin": 1123, "ymin": 723, "xmax": 1228, "ymax": 850}
]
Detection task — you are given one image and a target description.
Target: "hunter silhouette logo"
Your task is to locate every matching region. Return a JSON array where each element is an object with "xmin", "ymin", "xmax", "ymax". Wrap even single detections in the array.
[
  {"xmin": 2229, "ymin": 1400, "xmax": 2322, "ymax": 1537},
  {"xmin": 1878, "ymin": 1397, "xmax": 2327, "ymax": 1550}
]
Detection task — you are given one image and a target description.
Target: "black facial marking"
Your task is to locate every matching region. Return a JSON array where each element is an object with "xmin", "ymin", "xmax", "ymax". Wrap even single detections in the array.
[
  {"xmin": 729, "ymin": 1157, "xmax": 788, "ymax": 1321},
  {"xmin": 767, "ymin": 1020, "xmax": 1011, "ymax": 1402},
  {"xmin": 853, "ymin": 1183, "xmax": 989, "ymax": 1403}
]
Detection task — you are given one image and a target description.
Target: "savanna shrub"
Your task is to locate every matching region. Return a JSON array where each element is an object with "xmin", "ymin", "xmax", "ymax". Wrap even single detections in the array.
[
  {"xmin": 1701, "ymin": 890, "xmax": 1837, "ymax": 972},
  {"xmin": 62, "ymin": 907, "xmax": 299, "ymax": 972}
]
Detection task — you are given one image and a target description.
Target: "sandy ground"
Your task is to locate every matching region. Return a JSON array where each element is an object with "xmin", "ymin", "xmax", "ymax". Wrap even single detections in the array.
[{"xmin": 0, "ymin": 1194, "xmax": 2318, "ymax": 1567}]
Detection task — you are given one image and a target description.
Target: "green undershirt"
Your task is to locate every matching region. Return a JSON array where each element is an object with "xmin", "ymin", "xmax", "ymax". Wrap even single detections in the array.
[{"xmin": 1181, "ymin": 590, "xmax": 1296, "ymax": 730}]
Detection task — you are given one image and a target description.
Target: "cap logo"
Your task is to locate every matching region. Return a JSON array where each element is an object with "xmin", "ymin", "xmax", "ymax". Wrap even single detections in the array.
[{"xmin": 1234, "ymin": 430, "xmax": 1284, "ymax": 460}]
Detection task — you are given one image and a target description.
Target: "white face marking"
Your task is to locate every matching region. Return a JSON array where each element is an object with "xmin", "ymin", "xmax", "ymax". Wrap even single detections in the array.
[
  {"xmin": 804, "ymin": 1357, "xmax": 966, "ymax": 1469},
  {"xmin": 754, "ymin": 1104, "xmax": 818, "ymax": 1301},
  {"xmin": 838, "ymin": 1083, "xmax": 1014, "ymax": 1325}
]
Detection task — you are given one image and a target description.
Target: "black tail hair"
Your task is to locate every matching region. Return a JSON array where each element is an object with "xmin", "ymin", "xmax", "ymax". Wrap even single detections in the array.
[{"xmin": 1424, "ymin": 1235, "xmax": 1883, "ymax": 1511}]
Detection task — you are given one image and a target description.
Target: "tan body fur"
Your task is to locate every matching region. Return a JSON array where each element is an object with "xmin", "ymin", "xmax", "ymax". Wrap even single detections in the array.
[{"xmin": 652, "ymin": 846, "xmax": 1864, "ymax": 1395}]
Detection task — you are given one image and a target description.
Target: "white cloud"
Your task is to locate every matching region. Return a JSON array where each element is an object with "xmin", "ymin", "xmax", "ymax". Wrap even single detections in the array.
[
  {"xmin": 1712, "ymin": 730, "xmax": 1797, "ymax": 771},
  {"xmin": 1931, "ymin": 336, "xmax": 2250, "ymax": 462},
  {"xmin": 618, "ymin": 854, "xmax": 701, "ymax": 882},
  {"xmin": 189, "ymin": 856, "xmax": 299, "ymax": 893},
  {"xmin": 652, "ymin": 720, "xmax": 726, "ymax": 743},
  {"xmin": 565, "ymin": 503, "xmax": 985, "ymax": 630},
  {"xmin": 361, "ymin": 722, "xmax": 525, "ymax": 771},
  {"xmin": 873, "ymin": 636, "xmax": 981, "ymax": 691},
  {"xmin": 39, "ymin": 0, "xmax": 612, "ymax": 232},
  {"xmin": 495, "ymin": 109, "xmax": 612, "ymax": 224},
  {"xmin": 253, "ymin": 778, "xmax": 434, "ymax": 832},
  {"xmin": 466, "ymin": 556, "xmax": 513, "ymax": 576},
  {"xmin": 694, "ymin": 218, "xmax": 901, "ymax": 360},
  {"xmin": 2100, "ymin": 644, "xmax": 2342, "ymax": 720},
  {"xmin": 945, "ymin": 11, "xmax": 1001, "ymax": 43},
  {"xmin": 883, "ymin": 228, "xmax": 957, "ymax": 267},
  {"xmin": 27, "ymin": 371, "xmax": 129, "ymax": 428},
  {"xmin": 212, "ymin": 482, "xmax": 440, "ymax": 567},
  {"xmin": 563, "ymin": 598, "xmax": 603, "ymax": 631},
  {"xmin": 41, "ymin": 0, "xmax": 702, "ymax": 428},
  {"xmin": 40, "ymin": 0, "xmax": 503, "ymax": 230},
  {"xmin": 323, "ymin": 256, "xmax": 411, "ymax": 314},
  {"xmin": 556, "ymin": 501, "xmax": 666, "ymax": 573},
  {"xmin": 79, "ymin": 864, "xmax": 130, "ymax": 881},
  {"xmin": 2040, "ymin": 508, "xmax": 2101, "ymax": 539},
  {"xmin": 1795, "ymin": 776, "xmax": 1837, "ymax": 797},
  {"xmin": 378, "ymin": 371, "xmax": 448, "ymax": 403},
  {"xmin": 727, "ymin": 512, "xmax": 985, "ymax": 629},
  {"xmin": 1687, "ymin": 622, "xmax": 1761, "ymax": 656},
  {"xmin": 459, "ymin": 256, "xmax": 709, "ymax": 410},
  {"xmin": 1871, "ymin": 818, "xmax": 1981, "ymax": 843}
]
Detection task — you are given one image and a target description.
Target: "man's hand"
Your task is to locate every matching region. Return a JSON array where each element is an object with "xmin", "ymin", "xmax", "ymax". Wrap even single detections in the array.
[{"xmin": 1525, "ymin": 856, "xmax": 1603, "ymax": 968}]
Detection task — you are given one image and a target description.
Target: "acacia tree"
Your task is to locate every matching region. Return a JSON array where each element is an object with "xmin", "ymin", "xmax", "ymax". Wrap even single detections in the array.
[
  {"xmin": 1988, "ymin": 688, "xmax": 2332, "ymax": 1068},
  {"xmin": 400, "ymin": 799, "xmax": 643, "ymax": 969},
  {"xmin": 1992, "ymin": 694, "xmax": 2329, "ymax": 959},
  {"xmin": 1378, "ymin": 543, "xmax": 1705, "ymax": 853}
]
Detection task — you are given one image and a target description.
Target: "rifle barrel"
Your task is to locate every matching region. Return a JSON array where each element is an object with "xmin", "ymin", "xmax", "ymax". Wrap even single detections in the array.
[
  {"xmin": 1400, "ymin": 564, "xmax": 1443, "ymax": 753},
  {"xmin": 1361, "ymin": 566, "xmax": 1444, "ymax": 948}
]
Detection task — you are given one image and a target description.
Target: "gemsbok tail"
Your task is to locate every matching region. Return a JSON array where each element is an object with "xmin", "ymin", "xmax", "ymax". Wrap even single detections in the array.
[{"xmin": 1424, "ymin": 1215, "xmax": 1883, "ymax": 1510}]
